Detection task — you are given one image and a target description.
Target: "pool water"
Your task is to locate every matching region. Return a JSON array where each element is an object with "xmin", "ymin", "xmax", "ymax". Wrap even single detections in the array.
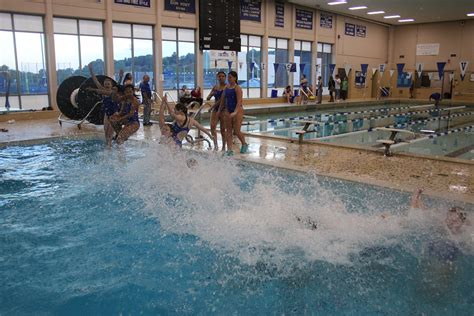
[{"xmin": 1, "ymin": 139, "xmax": 473, "ymax": 315}]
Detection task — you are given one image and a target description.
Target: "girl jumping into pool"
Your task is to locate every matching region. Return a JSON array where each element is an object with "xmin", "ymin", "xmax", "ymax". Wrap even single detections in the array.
[
  {"xmin": 164, "ymin": 96, "xmax": 213, "ymax": 148},
  {"xmin": 88, "ymin": 63, "xmax": 121, "ymax": 148},
  {"xmin": 218, "ymin": 71, "xmax": 249, "ymax": 155},
  {"xmin": 109, "ymin": 84, "xmax": 140, "ymax": 145},
  {"xmin": 206, "ymin": 71, "xmax": 227, "ymax": 151}
]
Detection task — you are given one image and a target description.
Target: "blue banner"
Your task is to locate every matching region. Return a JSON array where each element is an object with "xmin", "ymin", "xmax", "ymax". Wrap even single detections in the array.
[
  {"xmin": 320, "ymin": 12, "xmax": 333, "ymax": 29},
  {"xmin": 290, "ymin": 63, "xmax": 297, "ymax": 73},
  {"xmin": 361, "ymin": 64, "xmax": 368, "ymax": 76},
  {"xmin": 275, "ymin": 1, "xmax": 284, "ymax": 28},
  {"xmin": 345, "ymin": 23, "xmax": 355, "ymax": 36},
  {"xmin": 228, "ymin": 61, "xmax": 233, "ymax": 72},
  {"xmin": 299, "ymin": 63, "xmax": 306, "ymax": 73},
  {"xmin": 250, "ymin": 62, "xmax": 255, "ymax": 73},
  {"xmin": 329, "ymin": 64, "xmax": 336, "ymax": 76},
  {"xmin": 396, "ymin": 63, "xmax": 405, "ymax": 75},
  {"xmin": 295, "ymin": 8, "xmax": 313, "ymax": 30},
  {"xmin": 240, "ymin": 0, "xmax": 261, "ymax": 22},
  {"xmin": 437, "ymin": 62, "xmax": 446, "ymax": 79},
  {"xmin": 115, "ymin": 0, "xmax": 150, "ymax": 8},
  {"xmin": 273, "ymin": 63, "xmax": 280, "ymax": 74},
  {"xmin": 164, "ymin": 0, "xmax": 195, "ymax": 13}
]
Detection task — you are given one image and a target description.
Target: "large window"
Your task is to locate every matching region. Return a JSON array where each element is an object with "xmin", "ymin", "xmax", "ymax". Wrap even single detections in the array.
[
  {"xmin": 317, "ymin": 43, "xmax": 332, "ymax": 87},
  {"xmin": 202, "ymin": 50, "xmax": 237, "ymax": 100},
  {"xmin": 267, "ymin": 37, "xmax": 289, "ymax": 97},
  {"xmin": 54, "ymin": 18, "xmax": 105, "ymax": 85},
  {"xmin": 162, "ymin": 27, "xmax": 195, "ymax": 101},
  {"xmin": 239, "ymin": 34, "xmax": 262, "ymax": 98},
  {"xmin": 294, "ymin": 40, "xmax": 312, "ymax": 88},
  {"xmin": 0, "ymin": 13, "xmax": 48, "ymax": 110},
  {"xmin": 113, "ymin": 23, "xmax": 154, "ymax": 87}
]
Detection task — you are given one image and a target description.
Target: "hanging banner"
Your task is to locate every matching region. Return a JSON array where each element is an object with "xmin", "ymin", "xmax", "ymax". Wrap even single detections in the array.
[
  {"xmin": 228, "ymin": 60, "xmax": 233, "ymax": 72},
  {"xmin": 299, "ymin": 63, "xmax": 306, "ymax": 74},
  {"xmin": 428, "ymin": 72, "xmax": 434, "ymax": 80},
  {"xmin": 407, "ymin": 72, "xmax": 413, "ymax": 79},
  {"xmin": 372, "ymin": 68, "xmax": 378, "ymax": 77},
  {"xmin": 329, "ymin": 64, "xmax": 336, "ymax": 77},
  {"xmin": 275, "ymin": 1, "xmax": 284, "ymax": 28},
  {"xmin": 295, "ymin": 8, "xmax": 313, "ymax": 30},
  {"xmin": 416, "ymin": 62, "xmax": 424, "ymax": 78},
  {"xmin": 356, "ymin": 25, "xmax": 366, "ymax": 38},
  {"xmin": 345, "ymin": 23, "xmax": 355, "ymax": 36},
  {"xmin": 273, "ymin": 63, "xmax": 280, "ymax": 74},
  {"xmin": 240, "ymin": 0, "xmax": 262, "ymax": 22},
  {"xmin": 250, "ymin": 62, "xmax": 255, "ymax": 73},
  {"xmin": 361, "ymin": 64, "xmax": 368, "ymax": 76},
  {"xmin": 389, "ymin": 70, "xmax": 395, "ymax": 78},
  {"xmin": 116, "ymin": 0, "xmax": 151, "ymax": 8},
  {"xmin": 285, "ymin": 63, "xmax": 296, "ymax": 73},
  {"xmin": 163, "ymin": 0, "xmax": 195, "ymax": 13},
  {"xmin": 437, "ymin": 62, "xmax": 446, "ymax": 79},
  {"xmin": 344, "ymin": 64, "xmax": 352, "ymax": 76},
  {"xmin": 396, "ymin": 63, "xmax": 405, "ymax": 75},
  {"xmin": 379, "ymin": 64, "xmax": 386, "ymax": 73},
  {"xmin": 416, "ymin": 43, "xmax": 440, "ymax": 56},
  {"xmin": 449, "ymin": 73, "xmax": 454, "ymax": 81},
  {"xmin": 320, "ymin": 12, "xmax": 333, "ymax": 29},
  {"xmin": 459, "ymin": 61, "xmax": 469, "ymax": 81}
]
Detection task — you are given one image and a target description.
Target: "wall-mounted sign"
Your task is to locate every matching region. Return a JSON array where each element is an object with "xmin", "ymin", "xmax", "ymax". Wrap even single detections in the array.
[
  {"xmin": 275, "ymin": 1, "xmax": 284, "ymax": 28},
  {"xmin": 240, "ymin": 0, "xmax": 262, "ymax": 22},
  {"xmin": 115, "ymin": 0, "xmax": 150, "ymax": 7},
  {"xmin": 295, "ymin": 8, "xmax": 313, "ymax": 30},
  {"xmin": 164, "ymin": 0, "xmax": 195, "ymax": 13},
  {"xmin": 356, "ymin": 24, "xmax": 366, "ymax": 38},
  {"xmin": 320, "ymin": 12, "xmax": 333, "ymax": 29},
  {"xmin": 345, "ymin": 23, "xmax": 355, "ymax": 36},
  {"xmin": 416, "ymin": 43, "xmax": 440, "ymax": 56}
]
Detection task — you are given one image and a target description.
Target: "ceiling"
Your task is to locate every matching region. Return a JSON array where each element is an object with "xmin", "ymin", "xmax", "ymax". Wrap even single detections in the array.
[{"xmin": 288, "ymin": 0, "xmax": 474, "ymax": 25}]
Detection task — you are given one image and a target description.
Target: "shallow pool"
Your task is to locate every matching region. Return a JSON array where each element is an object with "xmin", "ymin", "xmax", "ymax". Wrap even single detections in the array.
[{"xmin": 1, "ymin": 139, "xmax": 473, "ymax": 315}]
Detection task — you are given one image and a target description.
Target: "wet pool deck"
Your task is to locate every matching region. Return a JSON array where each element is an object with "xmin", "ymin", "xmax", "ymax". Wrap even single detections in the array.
[{"xmin": 1, "ymin": 116, "xmax": 472, "ymax": 205}]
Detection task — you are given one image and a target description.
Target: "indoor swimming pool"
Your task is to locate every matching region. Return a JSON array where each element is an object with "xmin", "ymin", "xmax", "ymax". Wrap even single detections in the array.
[{"xmin": 1, "ymin": 138, "xmax": 473, "ymax": 314}]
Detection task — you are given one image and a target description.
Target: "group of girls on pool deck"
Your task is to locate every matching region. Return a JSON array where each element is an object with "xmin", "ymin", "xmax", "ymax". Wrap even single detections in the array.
[{"xmin": 206, "ymin": 71, "xmax": 249, "ymax": 155}]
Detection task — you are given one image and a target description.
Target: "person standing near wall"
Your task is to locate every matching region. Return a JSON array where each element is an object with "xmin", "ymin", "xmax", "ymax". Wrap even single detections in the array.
[
  {"xmin": 341, "ymin": 76, "xmax": 348, "ymax": 101},
  {"xmin": 335, "ymin": 74, "xmax": 341, "ymax": 101},
  {"xmin": 328, "ymin": 76, "xmax": 336, "ymax": 102},
  {"xmin": 139, "ymin": 75, "xmax": 152, "ymax": 126},
  {"xmin": 316, "ymin": 76, "xmax": 323, "ymax": 104}
]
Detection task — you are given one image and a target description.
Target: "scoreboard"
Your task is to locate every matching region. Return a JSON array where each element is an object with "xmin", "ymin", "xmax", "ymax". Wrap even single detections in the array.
[{"xmin": 199, "ymin": 0, "xmax": 241, "ymax": 52}]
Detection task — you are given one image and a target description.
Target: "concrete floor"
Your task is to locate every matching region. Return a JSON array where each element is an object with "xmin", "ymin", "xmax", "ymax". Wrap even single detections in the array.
[{"xmin": 2, "ymin": 117, "xmax": 471, "ymax": 204}]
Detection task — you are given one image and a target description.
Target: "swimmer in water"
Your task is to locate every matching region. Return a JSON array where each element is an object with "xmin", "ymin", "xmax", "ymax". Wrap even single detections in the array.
[
  {"xmin": 157, "ymin": 95, "xmax": 175, "ymax": 146},
  {"xmin": 411, "ymin": 188, "xmax": 471, "ymax": 262},
  {"xmin": 207, "ymin": 71, "xmax": 227, "ymax": 151},
  {"xmin": 87, "ymin": 63, "xmax": 121, "ymax": 147}
]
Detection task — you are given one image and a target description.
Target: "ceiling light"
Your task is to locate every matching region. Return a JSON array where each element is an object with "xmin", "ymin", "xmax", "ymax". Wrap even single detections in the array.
[
  {"xmin": 349, "ymin": 6, "xmax": 367, "ymax": 10},
  {"xmin": 328, "ymin": 1, "xmax": 347, "ymax": 5},
  {"xmin": 384, "ymin": 15, "xmax": 401, "ymax": 19},
  {"xmin": 467, "ymin": 13, "xmax": 474, "ymax": 17},
  {"xmin": 367, "ymin": 11, "xmax": 385, "ymax": 15},
  {"xmin": 399, "ymin": 19, "xmax": 415, "ymax": 22}
]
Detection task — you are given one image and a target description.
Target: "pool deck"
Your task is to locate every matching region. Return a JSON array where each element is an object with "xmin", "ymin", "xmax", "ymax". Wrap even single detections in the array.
[{"xmin": 1, "ymin": 116, "xmax": 472, "ymax": 205}]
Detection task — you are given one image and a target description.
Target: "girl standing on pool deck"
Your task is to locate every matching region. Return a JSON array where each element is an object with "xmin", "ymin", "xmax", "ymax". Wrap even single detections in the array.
[
  {"xmin": 218, "ymin": 71, "xmax": 249, "ymax": 156},
  {"xmin": 206, "ymin": 71, "xmax": 227, "ymax": 151}
]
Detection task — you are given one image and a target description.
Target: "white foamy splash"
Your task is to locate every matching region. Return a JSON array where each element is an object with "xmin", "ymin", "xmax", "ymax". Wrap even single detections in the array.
[{"xmin": 113, "ymin": 142, "xmax": 473, "ymax": 271}]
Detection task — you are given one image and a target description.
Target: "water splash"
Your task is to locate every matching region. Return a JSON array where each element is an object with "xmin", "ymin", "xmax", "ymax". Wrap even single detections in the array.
[{"xmin": 119, "ymin": 142, "xmax": 473, "ymax": 273}]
